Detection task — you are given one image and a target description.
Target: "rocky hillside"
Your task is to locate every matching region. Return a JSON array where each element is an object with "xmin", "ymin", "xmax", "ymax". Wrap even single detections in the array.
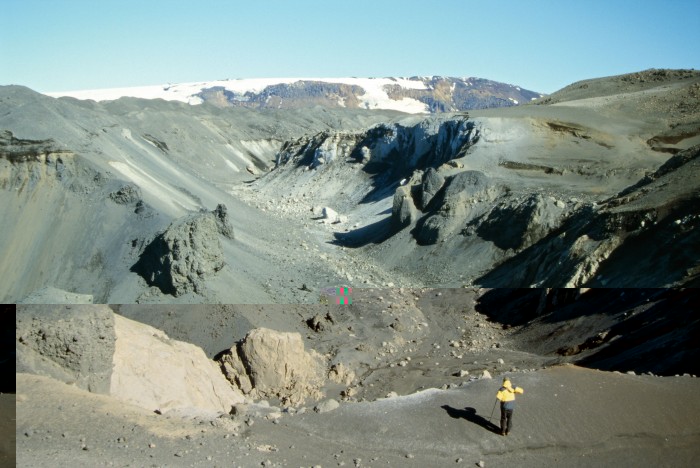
[
  {"xmin": 47, "ymin": 76, "xmax": 542, "ymax": 114},
  {"xmin": 0, "ymin": 86, "xmax": 403, "ymax": 303},
  {"xmin": 1, "ymin": 69, "xmax": 698, "ymax": 302},
  {"xmin": 246, "ymin": 71, "xmax": 700, "ymax": 288}
]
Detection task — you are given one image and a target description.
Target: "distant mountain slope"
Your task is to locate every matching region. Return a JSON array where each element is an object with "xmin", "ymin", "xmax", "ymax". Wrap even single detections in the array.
[
  {"xmin": 535, "ymin": 68, "xmax": 699, "ymax": 105},
  {"xmin": 46, "ymin": 76, "xmax": 542, "ymax": 114}
]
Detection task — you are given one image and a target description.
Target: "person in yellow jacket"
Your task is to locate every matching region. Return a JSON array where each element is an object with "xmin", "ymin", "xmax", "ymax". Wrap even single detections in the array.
[{"xmin": 496, "ymin": 377, "xmax": 524, "ymax": 436}]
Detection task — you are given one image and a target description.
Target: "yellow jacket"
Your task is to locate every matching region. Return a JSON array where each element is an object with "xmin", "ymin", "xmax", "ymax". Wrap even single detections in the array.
[{"xmin": 496, "ymin": 379, "xmax": 523, "ymax": 408}]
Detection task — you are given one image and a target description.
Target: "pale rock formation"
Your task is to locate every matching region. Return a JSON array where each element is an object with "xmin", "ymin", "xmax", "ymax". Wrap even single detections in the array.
[
  {"xmin": 219, "ymin": 328, "xmax": 326, "ymax": 405},
  {"xmin": 110, "ymin": 314, "xmax": 244, "ymax": 416},
  {"xmin": 322, "ymin": 206, "xmax": 345, "ymax": 224},
  {"xmin": 328, "ymin": 363, "xmax": 356, "ymax": 386}
]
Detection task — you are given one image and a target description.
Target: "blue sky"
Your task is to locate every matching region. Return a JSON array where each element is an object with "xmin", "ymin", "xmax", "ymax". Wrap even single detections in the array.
[{"xmin": 2, "ymin": 0, "xmax": 699, "ymax": 94}]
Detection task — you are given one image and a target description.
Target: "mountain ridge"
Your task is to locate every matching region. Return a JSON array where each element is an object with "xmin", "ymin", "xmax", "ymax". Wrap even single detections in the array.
[{"xmin": 45, "ymin": 76, "xmax": 543, "ymax": 114}]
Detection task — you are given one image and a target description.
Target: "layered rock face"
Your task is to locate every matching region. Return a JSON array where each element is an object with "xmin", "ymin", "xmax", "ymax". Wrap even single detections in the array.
[
  {"xmin": 275, "ymin": 117, "xmax": 479, "ymax": 175},
  {"xmin": 219, "ymin": 328, "xmax": 327, "ymax": 406},
  {"xmin": 132, "ymin": 204, "xmax": 234, "ymax": 296},
  {"xmin": 267, "ymin": 116, "xmax": 482, "ymax": 221},
  {"xmin": 111, "ymin": 314, "xmax": 244, "ymax": 416}
]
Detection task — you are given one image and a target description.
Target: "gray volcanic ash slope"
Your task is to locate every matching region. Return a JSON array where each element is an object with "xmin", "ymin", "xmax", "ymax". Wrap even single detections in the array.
[
  {"xmin": 2, "ymin": 69, "xmax": 700, "ymax": 302},
  {"xmin": 0, "ymin": 87, "xmax": 403, "ymax": 303},
  {"xmin": 15, "ymin": 289, "xmax": 700, "ymax": 467}
]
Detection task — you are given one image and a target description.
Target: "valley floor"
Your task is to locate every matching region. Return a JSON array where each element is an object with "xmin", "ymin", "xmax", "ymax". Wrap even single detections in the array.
[{"xmin": 16, "ymin": 367, "xmax": 700, "ymax": 468}]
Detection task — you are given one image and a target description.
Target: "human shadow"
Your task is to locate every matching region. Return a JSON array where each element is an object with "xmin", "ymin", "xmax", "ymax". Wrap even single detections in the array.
[{"xmin": 441, "ymin": 405, "xmax": 500, "ymax": 434}]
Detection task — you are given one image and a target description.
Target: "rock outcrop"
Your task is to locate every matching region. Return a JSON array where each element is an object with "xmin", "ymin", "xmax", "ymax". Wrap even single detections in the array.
[
  {"xmin": 274, "ymin": 117, "xmax": 479, "ymax": 177},
  {"xmin": 110, "ymin": 314, "xmax": 244, "ymax": 416},
  {"xmin": 218, "ymin": 328, "xmax": 326, "ymax": 405},
  {"xmin": 414, "ymin": 171, "xmax": 503, "ymax": 245},
  {"xmin": 16, "ymin": 306, "xmax": 244, "ymax": 417},
  {"xmin": 473, "ymin": 193, "xmax": 568, "ymax": 251},
  {"xmin": 355, "ymin": 118, "xmax": 479, "ymax": 174},
  {"xmin": 132, "ymin": 204, "xmax": 234, "ymax": 296},
  {"xmin": 16, "ymin": 305, "xmax": 116, "ymax": 393},
  {"xmin": 418, "ymin": 168, "xmax": 445, "ymax": 210},
  {"xmin": 391, "ymin": 185, "xmax": 418, "ymax": 231},
  {"xmin": 108, "ymin": 183, "xmax": 142, "ymax": 205},
  {"xmin": 476, "ymin": 144, "xmax": 700, "ymax": 287}
]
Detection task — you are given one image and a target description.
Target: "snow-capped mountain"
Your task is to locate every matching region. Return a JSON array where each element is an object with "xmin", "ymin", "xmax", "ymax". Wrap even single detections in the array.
[{"xmin": 46, "ymin": 77, "xmax": 543, "ymax": 114}]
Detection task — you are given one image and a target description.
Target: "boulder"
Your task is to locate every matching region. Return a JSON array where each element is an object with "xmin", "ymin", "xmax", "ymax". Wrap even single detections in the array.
[
  {"xmin": 321, "ymin": 207, "xmax": 342, "ymax": 224},
  {"xmin": 110, "ymin": 314, "xmax": 244, "ymax": 416},
  {"xmin": 219, "ymin": 328, "xmax": 326, "ymax": 405},
  {"xmin": 108, "ymin": 183, "xmax": 142, "ymax": 205},
  {"xmin": 314, "ymin": 399, "xmax": 340, "ymax": 413},
  {"xmin": 16, "ymin": 305, "xmax": 115, "ymax": 394},
  {"xmin": 307, "ymin": 314, "xmax": 327, "ymax": 332}
]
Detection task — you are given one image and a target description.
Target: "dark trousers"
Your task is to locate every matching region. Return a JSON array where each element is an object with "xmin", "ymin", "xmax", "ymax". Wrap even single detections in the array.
[{"xmin": 500, "ymin": 405, "xmax": 514, "ymax": 433}]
